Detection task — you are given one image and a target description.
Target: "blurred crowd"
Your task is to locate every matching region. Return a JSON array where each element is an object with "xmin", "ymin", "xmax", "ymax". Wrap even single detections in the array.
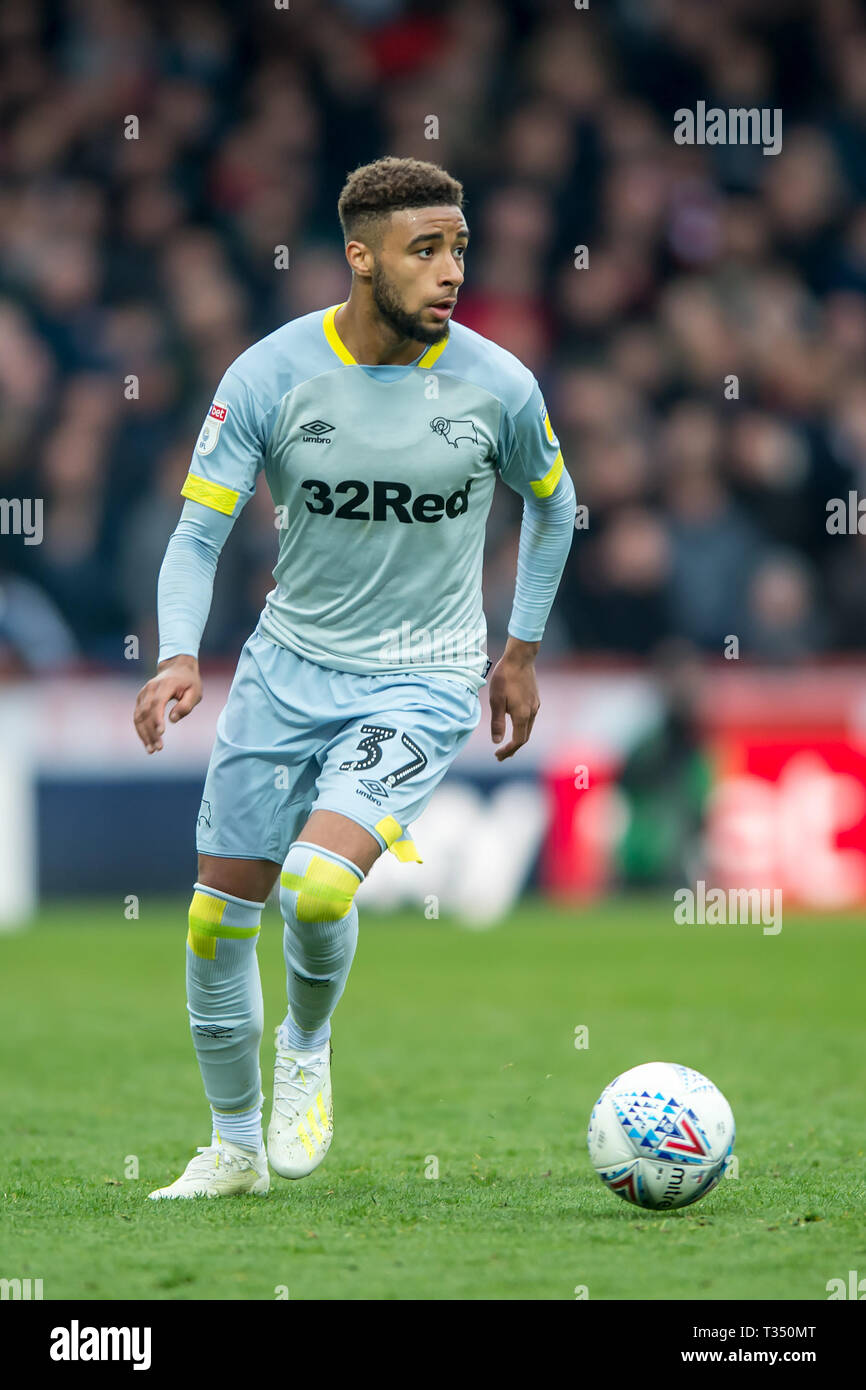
[{"xmin": 1, "ymin": 0, "xmax": 866, "ymax": 674}]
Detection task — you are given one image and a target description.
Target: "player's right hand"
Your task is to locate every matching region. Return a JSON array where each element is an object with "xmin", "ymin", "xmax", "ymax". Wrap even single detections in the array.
[{"xmin": 133, "ymin": 654, "xmax": 202, "ymax": 754}]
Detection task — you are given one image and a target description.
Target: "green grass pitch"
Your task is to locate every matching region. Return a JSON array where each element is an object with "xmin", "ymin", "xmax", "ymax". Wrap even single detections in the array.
[{"xmin": 2, "ymin": 896, "xmax": 865, "ymax": 1301}]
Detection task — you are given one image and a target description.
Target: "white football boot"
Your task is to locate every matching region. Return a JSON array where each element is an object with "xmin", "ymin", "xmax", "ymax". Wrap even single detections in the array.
[
  {"xmin": 267, "ymin": 1027, "xmax": 333, "ymax": 1179},
  {"xmin": 148, "ymin": 1139, "xmax": 269, "ymax": 1199}
]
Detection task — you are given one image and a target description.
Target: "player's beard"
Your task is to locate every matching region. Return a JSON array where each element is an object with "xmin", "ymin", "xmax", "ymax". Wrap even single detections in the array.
[{"xmin": 370, "ymin": 260, "xmax": 448, "ymax": 345}]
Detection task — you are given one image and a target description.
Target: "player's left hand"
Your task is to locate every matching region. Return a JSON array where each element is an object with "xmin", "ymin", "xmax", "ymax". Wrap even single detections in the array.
[{"xmin": 489, "ymin": 638, "xmax": 540, "ymax": 760}]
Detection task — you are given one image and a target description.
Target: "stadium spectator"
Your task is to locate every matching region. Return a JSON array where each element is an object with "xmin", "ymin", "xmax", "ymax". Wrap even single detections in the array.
[{"xmin": 0, "ymin": 0, "xmax": 864, "ymax": 671}]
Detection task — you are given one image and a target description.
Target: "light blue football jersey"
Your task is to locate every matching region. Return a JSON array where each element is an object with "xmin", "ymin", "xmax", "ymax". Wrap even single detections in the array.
[{"xmin": 178, "ymin": 303, "xmax": 570, "ymax": 691}]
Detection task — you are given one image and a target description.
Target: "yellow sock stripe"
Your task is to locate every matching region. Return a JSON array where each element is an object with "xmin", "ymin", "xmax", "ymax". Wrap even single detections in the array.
[
  {"xmin": 187, "ymin": 928, "xmax": 216, "ymax": 960},
  {"xmin": 297, "ymin": 1122, "xmax": 315, "ymax": 1158},
  {"xmin": 190, "ymin": 890, "xmax": 227, "ymax": 925},
  {"xmin": 181, "ymin": 471, "xmax": 240, "ymax": 516},
  {"xmin": 530, "ymin": 448, "xmax": 564, "ymax": 499},
  {"xmin": 316, "ymin": 1092, "xmax": 329, "ymax": 1129},
  {"xmin": 281, "ymin": 856, "xmax": 360, "ymax": 923},
  {"xmin": 188, "ymin": 918, "xmax": 261, "ymax": 939},
  {"xmin": 187, "ymin": 891, "xmax": 260, "ymax": 959}
]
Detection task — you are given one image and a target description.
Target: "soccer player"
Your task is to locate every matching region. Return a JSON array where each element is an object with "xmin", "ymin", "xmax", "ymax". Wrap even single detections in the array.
[{"xmin": 134, "ymin": 157, "xmax": 576, "ymax": 1198}]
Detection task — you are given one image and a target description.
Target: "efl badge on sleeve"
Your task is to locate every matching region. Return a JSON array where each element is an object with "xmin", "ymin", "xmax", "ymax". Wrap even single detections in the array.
[{"xmin": 196, "ymin": 399, "xmax": 228, "ymax": 455}]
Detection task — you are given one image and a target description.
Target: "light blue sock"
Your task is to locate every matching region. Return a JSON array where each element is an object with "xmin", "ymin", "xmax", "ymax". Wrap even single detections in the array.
[
  {"xmin": 278, "ymin": 841, "xmax": 362, "ymax": 1053},
  {"xmin": 211, "ymin": 1097, "xmax": 264, "ymax": 1153},
  {"xmin": 186, "ymin": 883, "xmax": 265, "ymax": 1153}
]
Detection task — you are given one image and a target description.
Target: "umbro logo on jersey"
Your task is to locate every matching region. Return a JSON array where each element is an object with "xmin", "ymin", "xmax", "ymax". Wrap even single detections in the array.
[
  {"xmin": 430, "ymin": 417, "xmax": 480, "ymax": 449},
  {"xmin": 300, "ymin": 419, "xmax": 334, "ymax": 442}
]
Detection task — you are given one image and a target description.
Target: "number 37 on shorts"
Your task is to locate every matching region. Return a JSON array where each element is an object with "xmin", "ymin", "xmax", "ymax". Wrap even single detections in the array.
[{"xmin": 196, "ymin": 627, "xmax": 482, "ymax": 866}]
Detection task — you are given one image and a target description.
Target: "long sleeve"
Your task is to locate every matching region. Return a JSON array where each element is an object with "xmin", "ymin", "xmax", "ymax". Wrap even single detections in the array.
[
  {"xmin": 156, "ymin": 362, "xmax": 267, "ymax": 663},
  {"xmin": 157, "ymin": 502, "xmax": 235, "ymax": 662},
  {"xmin": 497, "ymin": 376, "xmax": 576, "ymax": 643},
  {"xmin": 507, "ymin": 469, "xmax": 576, "ymax": 641}
]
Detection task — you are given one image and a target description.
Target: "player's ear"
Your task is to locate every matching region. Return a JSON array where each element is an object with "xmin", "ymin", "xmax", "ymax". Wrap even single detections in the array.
[{"xmin": 345, "ymin": 239, "xmax": 374, "ymax": 279}]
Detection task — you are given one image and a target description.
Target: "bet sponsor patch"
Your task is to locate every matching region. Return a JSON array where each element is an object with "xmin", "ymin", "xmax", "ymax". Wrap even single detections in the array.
[{"xmin": 196, "ymin": 399, "xmax": 228, "ymax": 455}]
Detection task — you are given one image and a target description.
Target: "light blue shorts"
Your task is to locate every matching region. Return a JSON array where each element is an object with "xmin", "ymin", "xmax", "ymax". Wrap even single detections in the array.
[{"xmin": 196, "ymin": 626, "xmax": 482, "ymax": 865}]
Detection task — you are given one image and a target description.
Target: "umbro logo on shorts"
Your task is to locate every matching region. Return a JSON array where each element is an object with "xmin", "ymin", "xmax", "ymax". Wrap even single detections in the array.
[{"xmin": 359, "ymin": 777, "xmax": 390, "ymax": 801}]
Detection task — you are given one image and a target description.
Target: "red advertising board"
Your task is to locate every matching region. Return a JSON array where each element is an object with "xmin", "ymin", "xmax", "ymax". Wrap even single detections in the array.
[
  {"xmin": 707, "ymin": 733, "xmax": 866, "ymax": 907},
  {"xmin": 535, "ymin": 668, "xmax": 866, "ymax": 908}
]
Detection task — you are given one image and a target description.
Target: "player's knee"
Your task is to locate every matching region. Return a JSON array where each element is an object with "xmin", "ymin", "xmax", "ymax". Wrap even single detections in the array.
[
  {"xmin": 186, "ymin": 884, "xmax": 263, "ymax": 961},
  {"xmin": 279, "ymin": 842, "xmax": 363, "ymax": 924}
]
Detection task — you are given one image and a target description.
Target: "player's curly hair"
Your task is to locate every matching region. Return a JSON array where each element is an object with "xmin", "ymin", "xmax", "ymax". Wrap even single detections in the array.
[{"xmin": 338, "ymin": 157, "xmax": 464, "ymax": 245}]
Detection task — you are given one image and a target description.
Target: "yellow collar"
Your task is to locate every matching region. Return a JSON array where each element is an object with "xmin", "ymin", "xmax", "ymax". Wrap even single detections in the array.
[{"xmin": 322, "ymin": 303, "xmax": 449, "ymax": 369}]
